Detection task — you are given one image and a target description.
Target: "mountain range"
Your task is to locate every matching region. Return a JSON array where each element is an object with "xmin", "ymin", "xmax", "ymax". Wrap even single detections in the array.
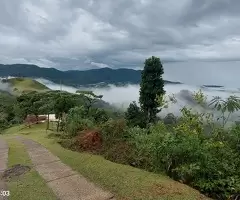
[{"xmin": 0, "ymin": 64, "xmax": 182, "ymax": 87}]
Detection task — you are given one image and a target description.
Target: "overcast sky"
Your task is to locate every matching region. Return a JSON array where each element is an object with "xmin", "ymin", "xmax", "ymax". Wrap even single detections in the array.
[{"xmin": 0, "ymin": 0, "xmax": 240, "ymax": 86}]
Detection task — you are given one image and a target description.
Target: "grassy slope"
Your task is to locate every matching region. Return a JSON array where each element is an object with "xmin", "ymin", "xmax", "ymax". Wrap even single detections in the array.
[
  {"xmin": 2, "ymin": 124, "xmax": 210, "ymax": 200},
  {"xmin": 7, "ymin": 78, "xmax": 49, "ymax": 93},
  {"xmin": 4, "ymin": 138, "xmax": 56, "ymax": 200}
]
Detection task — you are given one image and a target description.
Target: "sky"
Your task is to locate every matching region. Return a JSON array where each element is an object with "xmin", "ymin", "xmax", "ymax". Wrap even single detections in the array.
[{"xmin": 1, "ymin": 0, "xmax": 240, "ymax": 86}]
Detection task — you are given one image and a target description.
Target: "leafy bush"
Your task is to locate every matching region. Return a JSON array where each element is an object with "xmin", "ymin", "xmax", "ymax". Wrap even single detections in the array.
[
  {"xmin": 125, "ymin": 101, "xmax": 147, "ymax": 128},
  {"xmin": 127, "ymin": 127, "xmax": 154, "ymax": 170},
  {"xmin": 101, "ymin": 126, "xmax": 152, "ymax": 168},
  {"xmin": 88, "ymin": 107, "xmax": 109, "ymax": 124},
  {"xmin": 65, "ymin": 106, "xmax": 95, "ymax": 136},
  {"xmin": 132, "ymin": 107, "xmax": 240, "ymax": 199},
  {"xmin": 191, "ymin": 140, "xmax": 240, "ymax": 199},
  {"xmin": 103, "ymin": 141, "xmax": 136, "ymax": 165},
  {"xmin": 57, "ymin": 138, "xmax": 77, "ymax": 150},
  {"xmin": 100, "ymin": 118, "xmax": 127, "ymax": 141}
]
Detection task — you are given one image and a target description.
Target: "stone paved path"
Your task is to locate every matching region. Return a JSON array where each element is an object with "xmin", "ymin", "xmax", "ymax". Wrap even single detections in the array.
[
  {"xmin": 18, "ymin": 137, "xmax": 115, "ymax": 200},
  {"xmin": 0, "ymin": 138, "xmax": 8, "ymax": 200}
]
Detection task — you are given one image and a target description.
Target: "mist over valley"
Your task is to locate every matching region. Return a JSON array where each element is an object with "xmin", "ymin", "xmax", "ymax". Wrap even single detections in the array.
[{"xmin": 33, "ymin": 78, "xmax": 240, "ymax": 124}]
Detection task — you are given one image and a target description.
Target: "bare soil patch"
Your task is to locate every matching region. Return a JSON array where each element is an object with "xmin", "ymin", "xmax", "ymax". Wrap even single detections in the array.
[{"xmin": 2, "ymin": 164, "xmax": 31, "ymax": 180}]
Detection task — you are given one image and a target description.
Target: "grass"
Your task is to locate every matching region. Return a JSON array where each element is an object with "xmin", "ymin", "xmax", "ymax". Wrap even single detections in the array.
[
  {"xmin": 5, "ymin": 138, "xmax": 56, "ymax": 200},
  {"xmin": 7, "ymin": 77, "xmax": 49, "ymax": 93},
  {"xmin": 3, "ymin": 124, "xmax": 210, "ymax": 200}
]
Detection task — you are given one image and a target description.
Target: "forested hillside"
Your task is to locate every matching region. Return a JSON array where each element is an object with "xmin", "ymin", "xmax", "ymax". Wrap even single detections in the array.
[{"xmin": 0, "ymin": 64, "xmax": 182, "ymax": 86}]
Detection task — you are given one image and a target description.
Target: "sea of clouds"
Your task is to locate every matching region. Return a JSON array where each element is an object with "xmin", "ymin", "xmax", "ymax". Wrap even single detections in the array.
[
  {"xmin": 1, "ymin": 77, "xmax": 240, "ymax": 124},
  {"xmin": 35, "ymin": 78, "xmax": 240, "ymax": 123}
]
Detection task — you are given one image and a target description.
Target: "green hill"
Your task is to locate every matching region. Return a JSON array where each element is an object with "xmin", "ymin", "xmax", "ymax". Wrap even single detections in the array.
[
  {"xmin": 5, "ymin": 78, "xmax": 49, "ymax": 93},
  {"xmin": 0, "ymin": 64, "xmax": 182, "ymax": 87}
]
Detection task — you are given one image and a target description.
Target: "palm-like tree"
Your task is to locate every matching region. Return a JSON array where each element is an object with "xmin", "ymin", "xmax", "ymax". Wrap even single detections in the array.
[{"xmin": 209, "ymin": 95, "xmax": 240, "ymax": 127}]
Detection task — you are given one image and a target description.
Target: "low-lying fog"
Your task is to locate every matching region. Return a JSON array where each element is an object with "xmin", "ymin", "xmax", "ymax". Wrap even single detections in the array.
[
  {"xmin": 1, "ymin": 77, "xmax": 239, "ymax": 124},
  {"xmin": 36, "ymin": 78, "xmax": 240, "ymax": 124}
]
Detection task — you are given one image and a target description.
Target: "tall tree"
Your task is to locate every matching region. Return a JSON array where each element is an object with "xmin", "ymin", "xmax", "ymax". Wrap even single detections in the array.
[
  {"xmin": 139, "ymin": 56, "xmax": 165, "ymax": 123},
  {"xmin": 17, "ymin": 91, "xmax": 42, "ymax": 121},
  {"xmin": 54, "ymin": 94, "xmax": 75, "ymax": 132},
  {"xmin": 38, "ymin": 92, "xmax": 56, "ymax": 130},
  {"xmin": 76, "ymin": 90, "xmax": 103, "ymax": 114}
]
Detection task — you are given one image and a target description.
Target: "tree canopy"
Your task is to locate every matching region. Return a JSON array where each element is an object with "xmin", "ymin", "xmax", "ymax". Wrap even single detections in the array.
[{"xmin": 139, "ymin": 56, "xmax": 165, "ymax": 123}]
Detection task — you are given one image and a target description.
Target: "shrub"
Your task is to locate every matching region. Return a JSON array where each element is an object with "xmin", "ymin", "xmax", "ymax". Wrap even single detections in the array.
[
  {"xmin": 125, "ymin": 101, "xmax": 147, "ymax": 128},
  {"xmin": 127, "ymin": 126, "xmax": 148, "ymax": 137},
  {"xmin": 65, "ymin": 106, "xmax": 95, "ymax": 136},
  {"xmin": 227, "ymin": 124, "xmax": 240, "ymax": 151},
  {"xmin": 132, "ymin": 111, "xmax": 240, "ymax": 199},
  {"xmin": 100, "ymin": 118, "xmax": 127, "ymax": 141},
  {"xmin": 58, "ymin": 138, "xmax": 77, "ymax": 150},
  {"xmin": 103, "ymin": 141, "xmax": 136, "ymax": 165},
  {"xmin": 66, "ymin": 118, "xmax": 95, "ymax": 136},
  {"xmin": 127, "ymin": 127, "xmax": 154, "ymax": 170},
  {"xmin": 191, "ymin": 140, "xmax": 240, "ymax": 199},
  {"xmin": 88, "ymin": 107, "xmax": 109, "ymax": 124},
  {"xmin": 100, "ymin": 118, "xmax": 141, "ymax": 165},
  {"xmin": 56, "ymin": 88, "xmax": 240, "ymax": 199}
]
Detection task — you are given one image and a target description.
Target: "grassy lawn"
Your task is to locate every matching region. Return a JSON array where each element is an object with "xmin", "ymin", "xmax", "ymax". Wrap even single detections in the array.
[
  {"xmin": 6, "ymin": 77, "xmax": 49, "ymax": 94},
  {"xmin": 3, "ymin": 124, "xmax": 210, "ymax": 200},
  {"xmin": 5, "ymin": 138, "xmax": 56, "ymax": 200}
]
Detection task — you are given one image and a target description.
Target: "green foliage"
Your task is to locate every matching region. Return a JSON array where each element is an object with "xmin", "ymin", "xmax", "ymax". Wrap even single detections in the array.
[
  {"xmin": 228, "ymin": 124, "xmax": 240, "ymax": 151},
  {"xmin": 0, "ymin": 64, "xmax": 182, "ymax": 87},
  {"xmin": 29, "ymin": 93, "xmax": 43, "ymax": 117},
  {"xmin": 4, "ymin": 61, "xmax": 240, "ymax": 199},
  {"xmin": 193, "ymin": 89, "xmax": 207, "ymax": 106},
  {"xmin": 0, "ymin": 64, "xmax": 144, "ymax": 86},
  {"xmin": 16, "ymin": 91, "xmax": 44, "ymax": 119},
  {"xmin": 64, "ymin": 106, "xmax": 109, "ymax": 137},
  {"xmin": 7, "ymin": 77, "xmax": 49, "ymax": 92},
  {"xmin": 156, "ymin": 94, "xmax": 170, "ymax": 109},
  {"xmin": 139, "ymin": 56, "xmax": 165, "ymax": 123},
  {"xmin": 14, "ymin": 90, "xmax": 88, "ymax": 132},
  {"xmin": 54, "ymin": 94, "xmax": 75, "ymax": 119},
  {"xmin": 65, "ymin": 106, "xmax": 94, "ymax": 136},
  {"xmin": 100, "ymin": 120, "xmax": 145, "ymax": 168},
  {"xmin": 125, "ymin": 101, "xmax": 147, "ymax": 128},
  {"xmin": 209, "ymin": 95, "xmax": 240, "ymax": 127},
  {"xmin": 0, "ymin": 92, "xmax": 23, "ymax": 129},
  {"xmin": 76, "ymin": 90, "xmax": 103, "ymax": 113},
  {"xmin": 88, "ymin": 107, "xmax": 109, "ymax": 124},
  {"xmin": 100, "ymin": 118, "xmax": 127, "ymax": 141},
  {"xmin": 131, "ymin": 95, "xmax": 240, "ymax": 199}
]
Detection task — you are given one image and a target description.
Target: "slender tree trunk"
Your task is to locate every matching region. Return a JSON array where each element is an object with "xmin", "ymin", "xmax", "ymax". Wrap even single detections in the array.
[
  {"xmin": 35, "ymin": 114, "xmax": 39, "ymax": 124},
  {"xmin": 57, "ymin": 118, "xmax": 60, "ymax": 132},
  {"xmin": 46, "ymin": 113, "xmax": 50, "ymax": 130}
]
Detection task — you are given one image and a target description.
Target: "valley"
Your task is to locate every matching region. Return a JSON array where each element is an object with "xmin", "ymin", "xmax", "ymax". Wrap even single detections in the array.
[{"xmin": 0, "ymin": 58, "xmax": 240, "ymax": 200}]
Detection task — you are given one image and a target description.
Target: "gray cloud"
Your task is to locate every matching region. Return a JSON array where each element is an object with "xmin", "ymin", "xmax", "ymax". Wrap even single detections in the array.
[{"xmin": 1, "ymin": 0, "xmax": 240, "ymax": 86}]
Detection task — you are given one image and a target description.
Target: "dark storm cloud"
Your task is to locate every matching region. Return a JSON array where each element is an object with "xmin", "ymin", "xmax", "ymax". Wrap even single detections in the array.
[{"xmin": 1, "ymin": 0, "xmax": 240, "ymax": 85}]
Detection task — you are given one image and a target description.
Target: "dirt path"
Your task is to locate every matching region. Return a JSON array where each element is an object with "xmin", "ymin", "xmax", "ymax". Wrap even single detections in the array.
[
  {"xmin": 17, "ymin": 137, "xmax": 115, "ymax": 200},
  {"xmin": 0, "ymin": 138, "xmax": 9, "ymax": 200}
]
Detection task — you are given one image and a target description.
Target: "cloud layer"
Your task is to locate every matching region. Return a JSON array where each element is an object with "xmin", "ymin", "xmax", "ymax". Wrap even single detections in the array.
[
  {"xmin": 1, "ymin": 0, "xmax": 240, "ymax": 86},
  {"xmin": 36, "ymin": 78, "xmax": 240, "ymax": 125}
]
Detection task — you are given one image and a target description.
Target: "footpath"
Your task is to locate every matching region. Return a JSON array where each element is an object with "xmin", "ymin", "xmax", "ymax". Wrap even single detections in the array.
[
  {"xmin": 0, "ymin": 138, "xmax": 8, "ymax": 200},
  {"xmin": 1, "ymin": 136, "xmax": 115, "ymax": 200},
  {"xmin": 17, "ymin": 137, "xmax": 115, "ymax": 200}
]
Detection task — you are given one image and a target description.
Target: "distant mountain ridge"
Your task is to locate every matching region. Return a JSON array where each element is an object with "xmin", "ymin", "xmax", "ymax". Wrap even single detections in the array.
[{"xmin": 0, "ymin": 64, "xmax": 182, "ymax": 87}]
